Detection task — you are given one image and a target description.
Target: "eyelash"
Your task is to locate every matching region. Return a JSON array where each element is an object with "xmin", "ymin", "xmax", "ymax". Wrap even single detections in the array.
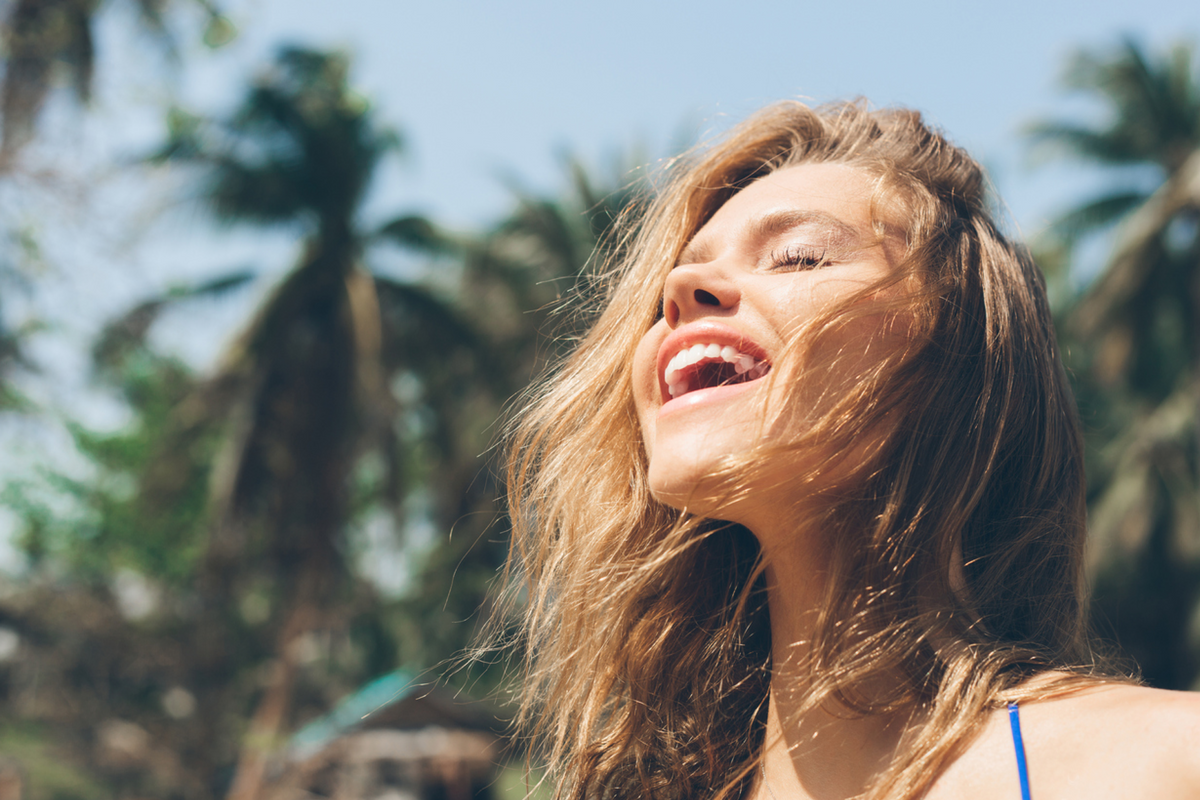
[{"xmin": 770, "ymin": 245, "xmax": 830, "ymax": 271}]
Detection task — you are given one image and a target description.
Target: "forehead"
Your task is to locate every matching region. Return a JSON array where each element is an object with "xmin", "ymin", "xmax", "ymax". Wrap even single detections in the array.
[
  {"xmin": 691, "ymin": 163, "xmax": 888, "ymax": 247},
  {"xmin": 704, "ymin": 162, "xmax": 879, "ymax": 234}
]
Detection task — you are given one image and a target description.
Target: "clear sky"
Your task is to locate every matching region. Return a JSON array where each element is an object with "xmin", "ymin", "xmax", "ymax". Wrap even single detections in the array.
[{"xmin": 176, "ymin": 0, "xmax": 1199, "ymax": 234}]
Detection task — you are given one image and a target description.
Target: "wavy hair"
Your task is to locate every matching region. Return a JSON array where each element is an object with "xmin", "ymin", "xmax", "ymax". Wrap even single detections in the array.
[{"xmin": 498, "ymin": 100, "xmax": 1110, "ymax": 799}]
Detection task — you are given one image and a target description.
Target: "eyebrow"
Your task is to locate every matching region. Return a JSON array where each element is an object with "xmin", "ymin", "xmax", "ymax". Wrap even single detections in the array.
[{"xmin": 677, "ymin": 209, "xmax": 861, "ymax": 266}]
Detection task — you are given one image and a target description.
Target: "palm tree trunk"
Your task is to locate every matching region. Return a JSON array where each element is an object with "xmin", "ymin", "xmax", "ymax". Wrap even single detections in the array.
[{"xmin": 224, "ymin": 573, "xmax": 320, "ymax": 800}]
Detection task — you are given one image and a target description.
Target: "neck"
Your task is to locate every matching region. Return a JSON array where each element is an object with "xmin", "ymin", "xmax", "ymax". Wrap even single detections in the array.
[{"xmin": 755, "ymin": 539, "xmax": 912, "ymax": 800}]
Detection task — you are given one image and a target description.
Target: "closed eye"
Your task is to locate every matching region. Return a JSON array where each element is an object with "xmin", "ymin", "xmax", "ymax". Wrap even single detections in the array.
[{"xmin": 769, "ymin": 244, "xmax": 830, "ymax": 271}]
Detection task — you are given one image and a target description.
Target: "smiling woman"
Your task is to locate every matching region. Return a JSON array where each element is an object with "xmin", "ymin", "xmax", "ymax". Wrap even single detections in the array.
[{"xmin": 496, "ymin": 101, "xmax": 1200, "ymax": 800}]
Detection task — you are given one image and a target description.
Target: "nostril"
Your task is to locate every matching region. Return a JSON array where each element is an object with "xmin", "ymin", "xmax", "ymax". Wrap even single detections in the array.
[
  {"xmin": 664, "ymin": 299, "xmax": 680, "ymax": 327},
  {"xmin": 694, "ymin": 289, "xmax": 720, "ymax": 306}
]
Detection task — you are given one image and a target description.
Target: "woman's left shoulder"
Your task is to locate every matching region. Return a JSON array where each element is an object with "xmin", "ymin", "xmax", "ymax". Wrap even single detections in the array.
[
  {"xmin": 1021, "ymin": 682, "xmax": 1200, "ymax": 798},
  {"xmin": 1065, "ymin": 681, "xmax": 1200, "ymax": 736}
]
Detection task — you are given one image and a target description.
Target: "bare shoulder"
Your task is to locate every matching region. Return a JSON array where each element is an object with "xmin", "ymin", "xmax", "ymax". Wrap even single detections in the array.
[
  {"xmin": 928, "ymin": 682, "xmax": 1200, "ymax": 800},
  {"xmin": 1017, "ymin": 683, "xmax": 1200, "ymax": 799}
]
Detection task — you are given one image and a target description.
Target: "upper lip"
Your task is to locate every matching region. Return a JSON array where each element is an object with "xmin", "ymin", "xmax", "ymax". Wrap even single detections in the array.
[{"xmin": 655, "ymin": 321, "xmax": 770, "ymax": 404}]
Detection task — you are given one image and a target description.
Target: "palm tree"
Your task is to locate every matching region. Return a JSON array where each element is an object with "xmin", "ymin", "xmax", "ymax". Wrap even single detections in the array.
[
  {"xmin": 125, "ymin": 46, "xmax": 506, "ymax": 798},
  {"xmin": 1030, "ymin": 38, "xmax": 1200, "ymax": 689},
  {"xmin": 0, "ymin": 0, "xmax": 233, "ymax": 165}
]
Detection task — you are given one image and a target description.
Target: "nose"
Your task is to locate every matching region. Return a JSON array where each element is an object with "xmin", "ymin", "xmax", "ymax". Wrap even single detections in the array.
[{"xmin": 662, "ymin": 262, "xmax": 740, "ymax": 328}]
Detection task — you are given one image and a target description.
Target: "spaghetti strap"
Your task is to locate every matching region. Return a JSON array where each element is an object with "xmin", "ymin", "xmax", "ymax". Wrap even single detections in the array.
[{"xmin": 1007, "ymin": 703, "xmax": 1032, "ymax": 800}]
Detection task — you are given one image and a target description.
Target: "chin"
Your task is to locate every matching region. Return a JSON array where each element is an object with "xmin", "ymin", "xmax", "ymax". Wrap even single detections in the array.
[
  {"xmin": 648, "ymin": 458, "xmax": 761, "ymax": 524},
  {"xmin": 648, "ymin": 463, "xmax": 718, "ymax": 514}
]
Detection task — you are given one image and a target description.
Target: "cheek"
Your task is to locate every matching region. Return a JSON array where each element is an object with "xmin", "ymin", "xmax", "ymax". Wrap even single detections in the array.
[
  {"xmin": 631, "ymin": 323, "xmax": 667, "ymax": 451},
  {"xmin": 765, "ymin": 303, "xmax": 905, "ymax": 436}
]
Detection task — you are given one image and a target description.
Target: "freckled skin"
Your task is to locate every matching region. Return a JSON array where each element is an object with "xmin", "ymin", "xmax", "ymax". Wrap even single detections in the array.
[{"xmin": 632, "ymin": 163, "xmax": 899, "ymax": 530}]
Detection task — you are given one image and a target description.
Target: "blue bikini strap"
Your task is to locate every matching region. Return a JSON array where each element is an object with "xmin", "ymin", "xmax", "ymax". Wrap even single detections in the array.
[{"xmin": 1007, "ymin": 702, "xmax": 1032, "ymax": 800}]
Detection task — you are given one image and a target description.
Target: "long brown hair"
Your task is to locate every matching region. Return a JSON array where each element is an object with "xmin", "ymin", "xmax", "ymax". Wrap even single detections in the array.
[{"xmin": 499, "ymin": 100, "xmax": 1108, "ymax": 799}]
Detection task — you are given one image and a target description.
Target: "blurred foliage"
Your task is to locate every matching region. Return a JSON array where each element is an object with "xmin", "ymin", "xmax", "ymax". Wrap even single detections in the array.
[
  {"xmin": 1032, "ymin": 37, "xmax": 1200, "ymax": 689},
  {"xmin": 0, "ymin": 37, "xmax": 643, "ymax": 798},
  {"xmin": 0, "ymin": 224, "xmax": 45, "ymax": 413},
  {"xmin": 0, "ymin": 723, "xmax": 110, "ymax": 799},
  {"xmin": 5, "ymin": 354, "xmax": 211, "ymax": 584},
  {"xmin": 0, "ymin": 0, "xmax": 233, "ymax": 164}
]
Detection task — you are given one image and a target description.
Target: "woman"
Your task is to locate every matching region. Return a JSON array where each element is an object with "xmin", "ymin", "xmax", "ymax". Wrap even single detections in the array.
[{"xmin": 499, "ymin": 101, "xmax": 1200, "ymax": 799}]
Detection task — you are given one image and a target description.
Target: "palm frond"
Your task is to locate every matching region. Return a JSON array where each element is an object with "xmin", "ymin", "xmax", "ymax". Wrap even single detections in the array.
[
  {"xmin": 0, "ymin": 0, "xmax": 223, "ymax": 161},
  {"xmin": 176, "ymin": 46, "xmax": 399, "ymax": 229},
  {"xmin": 1045, "ymin": 190, "xmax": 1149, "ymax": 246},
  {"xmin": 0, "ymin": 0, "xmax": 82, "ymax": 157},
  {"xmin": 207, "ymin": 156, "xmax": 309, "ymax": 225},
  {"xmin": 1026, "ymin": 121, "xmax": 1161, "ymax": 168},
  {"xmin": 1053, "ymin": 38, "xmax": 1200, "ymax": 171},
  {"xmin": 372, "ymin": 214, "xmax": 449, "ymax": 253},
  {"xmin": 59, "ymin": 0, "xmax": 95, "ymax": 104},
  {"xmin": 1071, "ymin": 148, "xmax": 1200, "ymax": 337},
  {"xmin": 373, "ymin": 276, "xmax": 501, "ymax": 381},
  {"xmin": 92, "ymin": 269, "xmax": 257, "ymax": 370}
]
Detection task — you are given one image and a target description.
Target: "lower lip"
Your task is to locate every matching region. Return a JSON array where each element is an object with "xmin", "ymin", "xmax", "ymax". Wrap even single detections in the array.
[{"xmin": 658, "ymin": 377, "xmax": 764, "ymax": 419}]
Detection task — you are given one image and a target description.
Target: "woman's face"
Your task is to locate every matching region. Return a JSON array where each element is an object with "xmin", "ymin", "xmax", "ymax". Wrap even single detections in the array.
[{"xmin": 632, "ymin": 162, "xmax": 904, "ymax": 527}]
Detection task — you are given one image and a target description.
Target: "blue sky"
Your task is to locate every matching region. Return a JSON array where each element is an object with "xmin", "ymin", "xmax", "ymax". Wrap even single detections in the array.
[{"xmin": 176, "ymin": 0, "xmax": 1198, "ymax": 234}]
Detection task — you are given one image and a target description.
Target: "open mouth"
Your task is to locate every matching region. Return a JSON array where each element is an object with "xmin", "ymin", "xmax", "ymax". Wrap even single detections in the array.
[{"xmin": 663, "ymin": 343, "xmax": 770, "ymax": 400}]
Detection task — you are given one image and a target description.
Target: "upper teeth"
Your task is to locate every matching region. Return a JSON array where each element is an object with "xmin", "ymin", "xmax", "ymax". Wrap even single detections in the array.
[{"xmin": 664, "ymin": 342, "xmax": 766, "ymax": 399}]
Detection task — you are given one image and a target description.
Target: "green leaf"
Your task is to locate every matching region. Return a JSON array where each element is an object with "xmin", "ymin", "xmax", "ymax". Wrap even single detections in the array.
[{"xmin": 373, "ymin": 215, "xmax": 448, "ymax": 252}]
